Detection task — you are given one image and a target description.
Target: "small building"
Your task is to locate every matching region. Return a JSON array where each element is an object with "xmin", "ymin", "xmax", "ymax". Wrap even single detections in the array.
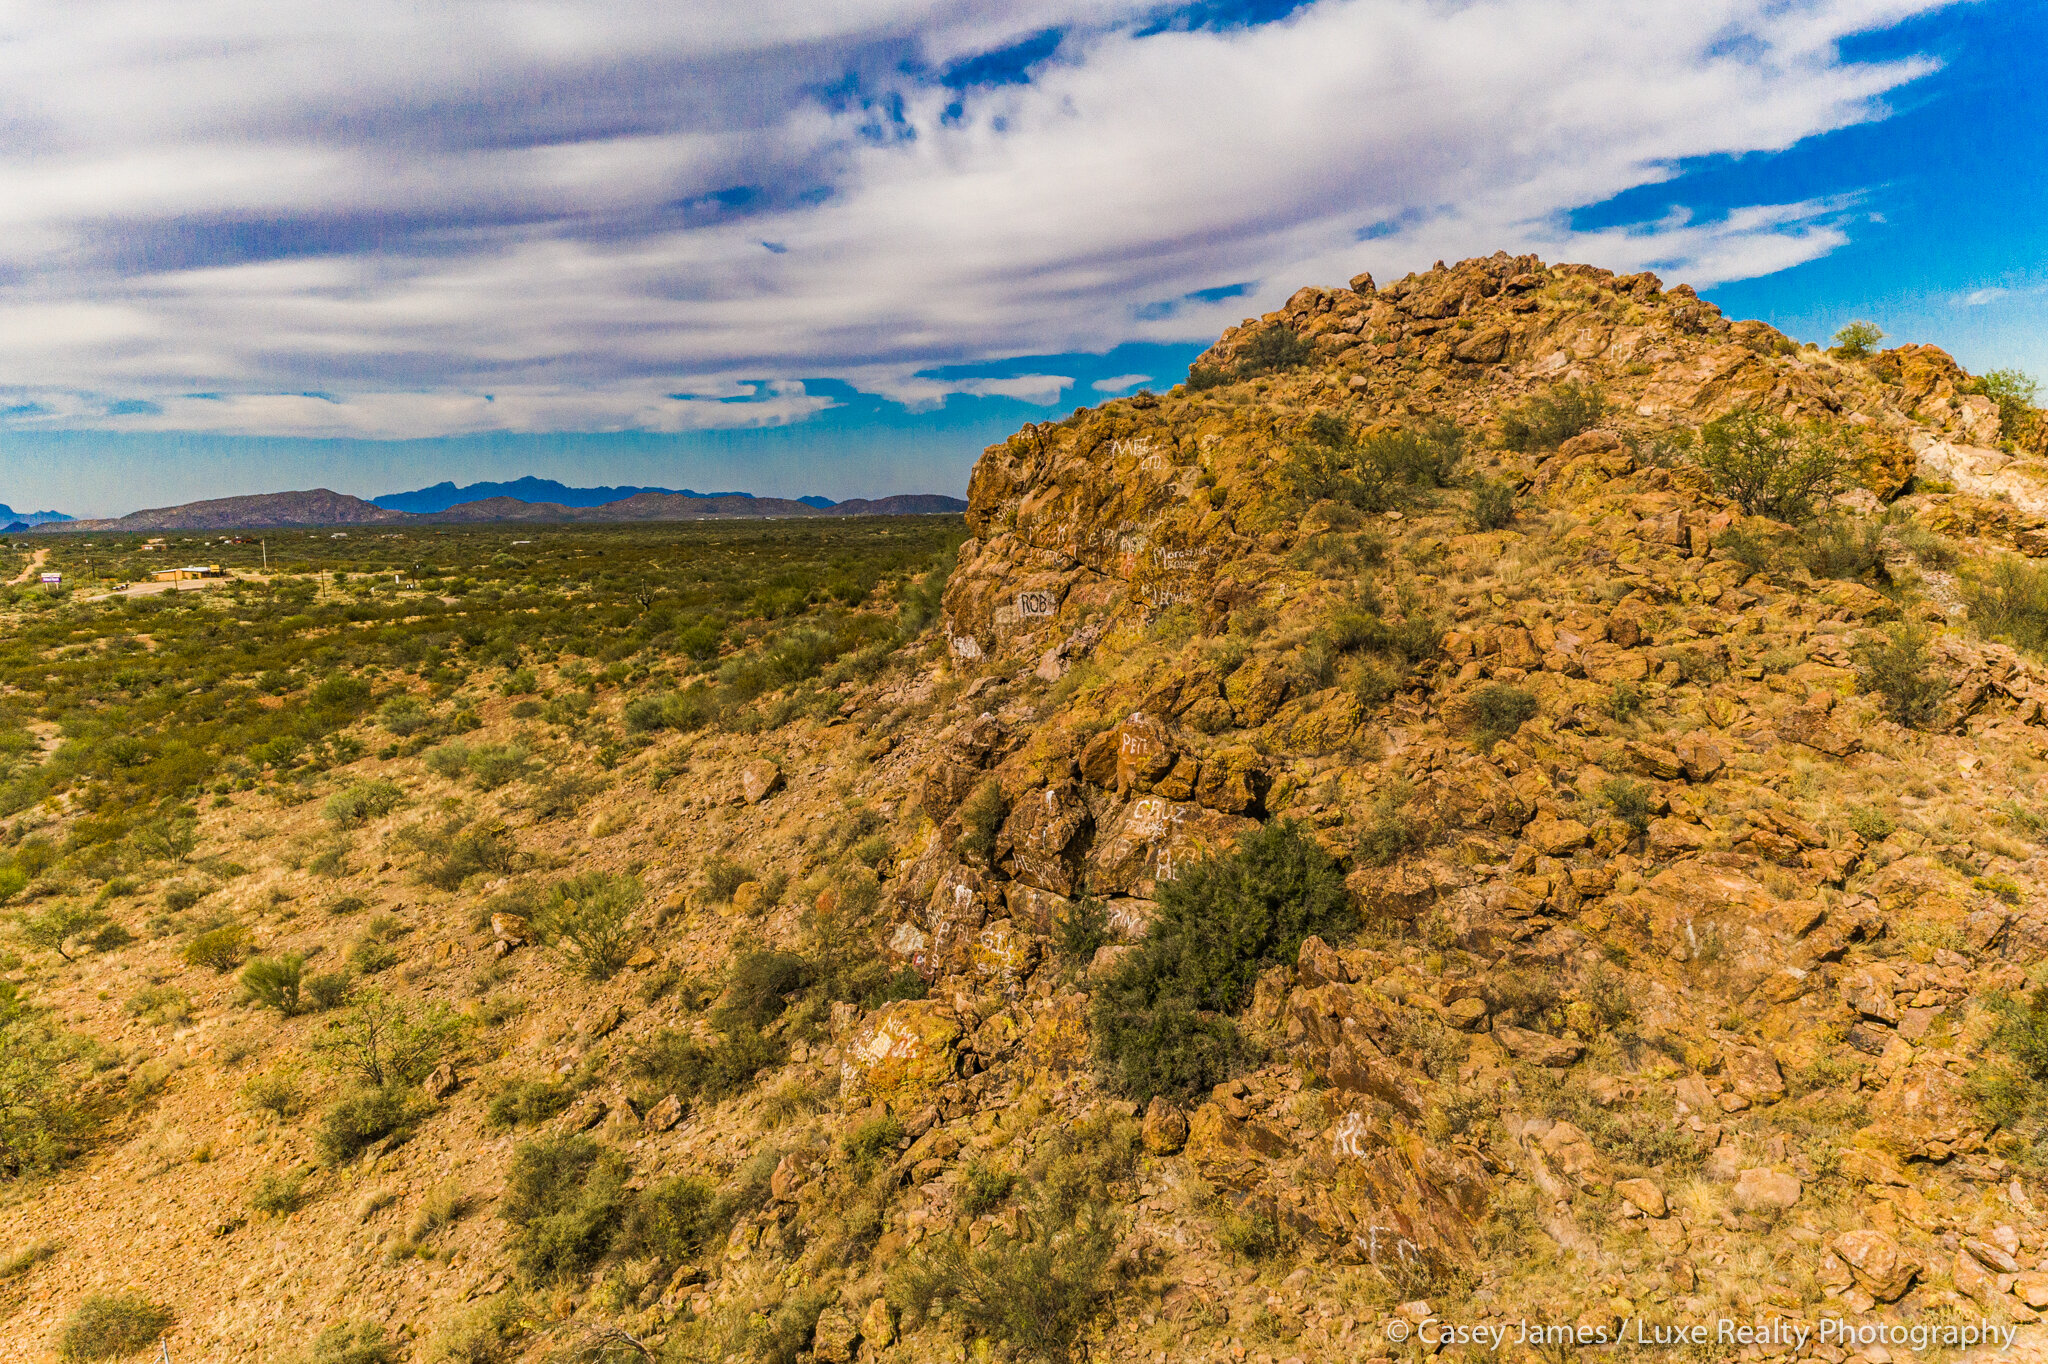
[
  {"xmin": 151, "ymin": 564, "xmax": 224, "ymax": 583},
  {"xmin": 39, "ymin": 572, "xmax": 61, "ymax": 585}
]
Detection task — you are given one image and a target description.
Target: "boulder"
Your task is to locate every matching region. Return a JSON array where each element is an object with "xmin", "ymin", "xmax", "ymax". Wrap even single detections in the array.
[
  {"xmin": 1493, "ymin": 1024, "xmax": 1583, "ymax": 1067},
  {"xmin": 811, "ymin": 1307, "xmax": 858, "ymax": 1363},
  {"xmin": 643, "ymin": 1093, "xmax": 683, "ymax": 1132},
  {"xmin": 1731, "ymin": 1168, "xmax": 1801, "ymax": 1210},
  {"xmin": 740, "ymin": 758, "xmax": 784, "ymax": 804},
  {"xmin": 1614, "ymin": 1177, "xmax": 1666, "ymax": 1218},
  {"xmin": 1831, "ymin": 1228, "xmax": 1921, "ymax": 1302},
  {"xmin": 840, "ymin": 1000, "xmax": 962, "ymax": 1108},
  {"xmin": 1113, "ymin": 712, "xmax": 1177, "ymax": 790},
  {"xmin": 1142, "ymin": 1097, "xmax": 1189, "ymax": 1155}
]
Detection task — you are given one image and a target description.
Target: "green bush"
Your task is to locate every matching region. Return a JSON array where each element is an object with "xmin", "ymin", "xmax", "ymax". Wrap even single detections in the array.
[
  {"xmin": 715, "ymin": 950, "xmax": 811, "ymax": 1033},
  {"xmin": 844, "ymin": 1113, "xmax": 905, "ymax": 1177},
  {"xmin": 955, "ymin": 778, "xmax": 1008, "ymax": 861},
  {"xmin": 1694, "ymin": 410, "xmax": 1847, "ymax": 523},
  {"xmin": 183, "ymin": 921, "xmax": 253, "ymax": 972},
  {"xmin": 1053, "ymin": 897, "xmax": 1110, "ymax": 963},
  {"xmin": 1466, "ymin": 682, "xmax": 1538, "ymax": 751},
  {"xmin": 701, "ymin": 856, "xmax": 753, "ymax": 903},
  {"xmin": 629, "ymin": 1024, "xmax": 782, "ymax": 1108},
  {"xmin": 618, "ymin": 1175, "xmax": 723, "ymax": 1264},
  {"xmin": 378, "ymin": 696, "xmax": 434, "ymax": 737},
  {"xmin": 1853, "ymin": 623, "xmax": 1951, "ymax": 729},
  {"xmin": 1971, "ymin": 368, "xmax": 2041, "ymax": 446},
  {"xmin": 1284, "ymin": 418, "xmax": 1462, "ymax": 512},
  {"xmin": 1597, "ymin": 777, "xmax": 1653, "ymax": 838},
  {"xmin": 126, "ymin": 985, "xmax": 192, "ymax": 1028},
  {"xmin": 1355, "ymin": 786, "xmax": 1422, "ymax": 867},
  {"xmin": 309, "ymin": 1322, "xmax": 403, "ymax": 1364},
  {"xmin": 500, "ymin": 1135, "xmax": 631, "ymax": 1283},
  {"xmin": 314, "ymin": 1085, "xmax": 417, "ymax": 1164},
  {"xmin": 1965, "ymin": 556, "xmax": 2048, "ymax": 658},
  {"xmin": 1232, "ymin": 323, "xmax": 1314, "ymax": 377},
  {"xmin": 57, "ymin": 1293, "xmax": 173, "ymax": 1360},
  {"xmin": 16, "ymin": 903, "xmax": 110, "ymax": 963},
  {"xmin": 1092, "ymin": 820, "xmax": 1347, "ymax": 1103},
  {"xmin": 1499, "ymin": 381, "xmax": 1604, "ymax": 451},
  {"xmin": 404, "ymin": 817, "xmax": 519, "ymax": 890},
  {"xmin": 324, "ymin": 780, "xmax": 403, "ymax": 828},
  {"xmin": 1468, "ymin": 479, "xmax": 1517, "ymax": 530},
  {"xmin": 959, "ymin": 1159, "xmax": 1019, "ymax": 1216},
  {"xmin": 464, "ymin": 743, "xmax": 532, "ymax": 790},
  {"xmin": 534, "ymin": 872, "xmax": 642, "ymax": 980},
  {"xmin": 240, "ymin": 953, "xmax": 307, "ymax": 1015},
  {"xmin": 1, "ymin": 983, "xmax": 94, "ymax": 1176},
  {"xmin": 1831, "ymin": 320, "xmax": 1885, "ymax": 358},
  {"xmin": 487, "ymin": 1078, "xmax": 574, "ymax": 1129},
  {"xmin": 311, "ymin": 990, "xmax": 461, "ymax": 1089},
  {"xmin": 249, "ymin": 1168, "xmax": 307, "ymax": 1215},
  {"xmin": 240, "ymin": 1068, "xmax": 305, "ymax": 1120}
]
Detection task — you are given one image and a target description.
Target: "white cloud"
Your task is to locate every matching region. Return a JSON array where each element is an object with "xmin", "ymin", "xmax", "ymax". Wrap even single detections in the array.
[
  {"xmin": 0, "ymin": 0, "xmax": 1961, "ymax": 436},
  {"xmin": 1966, "ymin": 287, "xmax": 2009, "ymax": 306},
  {"xmin": 1092, "ymin": 373, "xmax": 1152, "ymax": 392}
]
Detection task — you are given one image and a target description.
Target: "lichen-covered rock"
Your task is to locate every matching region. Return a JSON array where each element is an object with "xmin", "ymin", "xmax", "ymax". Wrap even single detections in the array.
[{"xmin": 840, "ymin": 1000, "xmax": 962, "ymax": 1109}]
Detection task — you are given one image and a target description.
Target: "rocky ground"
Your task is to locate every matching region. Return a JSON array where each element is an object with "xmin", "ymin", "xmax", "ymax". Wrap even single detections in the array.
[{"xmin": 10, "ymin": 254, "xmax": 2048, "ymax": 1363}]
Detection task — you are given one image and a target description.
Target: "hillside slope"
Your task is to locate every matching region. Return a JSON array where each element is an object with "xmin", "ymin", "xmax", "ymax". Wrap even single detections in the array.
[{"xmin": 10, "ymin": 255, "xmax": 2048, "ymax": 1364}]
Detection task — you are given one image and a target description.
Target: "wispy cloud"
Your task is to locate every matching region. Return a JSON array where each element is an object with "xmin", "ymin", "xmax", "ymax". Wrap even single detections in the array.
[{"xmin": 0, "ymin": 0, "xmax": 1959, "ymax": 437}]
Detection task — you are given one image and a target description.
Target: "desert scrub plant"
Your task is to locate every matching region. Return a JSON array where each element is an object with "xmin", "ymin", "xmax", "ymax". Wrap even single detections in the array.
[
  {"xmin": 1596, "ymin": 777, "xmax": 1654, "ymax": 838},
  {"xmin": 16, "ymin": 903, "xmax": 113, "ymax": 963},
  {"xmin": 401, "ymin": 816, "xmax": 520, "ymax": 891},
  {"xmin": 182, "ymin": 920, "xmax": 253, "ymax": 972},
  {"xmin": 1215, "ymin": 1198, "xmax": 1292, "ymax": 1263},
  {"xmin": 0, "ymin": 982, "xmax": 95, "ymax": 1176},
  {"xmin": 308, "ymin": 1322, "xmax": 403, "ymax": 1364},
  {"xmin": 1282, "ymin": 416, "xmax": 1463, "ymax": 512},
  {"xmin": 487, "ymin": 1078, "xmax": 575, "ymax": 1129},
  {"xmin": 314, "ymin": 1085, "xmax": 419, "ymax": 1164},
  {"xmin": 1465, "ymin": 682, "xmax": 1538, "ymax": 752},
  {"xmin": 1830, "ymin": 319, "xmax": 1885, "ymax": 358},
  {"xmin": 1853, "ymin": 622, "xmax": 1951, "ymax": 729},
  {"xmin": 533, "ymin": 872, "xmax": 642, "ymax": 980},
  {"xmin": 311, "ymin": 990, "xmax": 462, "ymax": 1089},
  {"xmin": 239, "ymin": 952, "xmax": 307, "ymax": 1015},
  {"xmin": 429, "ymin": 1291, "xmax": 529, "ymax": 1364},
  {"xmin": 378, "ymin": 695, "xmax": 434, "ymax": 737},
  {"xmin": 1092, "ymin": 820, "xmax": 1347, "ymax": 1103},
  {"xmin": 958, "ymin": 1158, "xmax": 1020, "ymax": 1216},
  {"xmin": 1053, "ymin": 896, "xmax": 1111, "ymax": 964},
  {"xmin": 628, "ymin": 1023, "xmax": 782, "ymax": 1109},
  {"xmin": 500, "ymin": 1134, "xmax": 632, "ymax": 1283},
  {"xmin": 1969, "ymin": 367, "xmax": 2042, "ymax": 447},
  {"xmin": 1468, "ymin": 479, "xmax": 1517, "ymax": 530},
  {"xmin": 57, "ymin": 1293, "xmax": 172, "ymax": 1360},
  {"xmin": 700, "ymin": 856, "xmax": 753, "ymax": 904},
  {"xmin": 617, "ymin": 1175, "xmax": 725, "ymax": 1265},
  {"xmin": 1355, "ymin": 781, "xmax": 1422, "ymax": 867},
  {"xmin": 1499, "ymin": 381, "xmax": 1604, "ymax": 451},
  {"xmin": 323, "ymin": 779, "xmax": 403, "ymax": 829},
  {"xmin": 1230, "ymin": 322, "xmax": 1313, "ymax": 377},
  {"xmin": 1965, "ymin": 555, "xmax": 2048, "ymax": 658},
  {"xmin": 239, "ymin": 1067, "xmax": 305, "ymax": 1120},
  {"xmin": 248, "ymin": 1166, "xmax": 308, "ymax": 1215},
  {"xmin": 954, "ymin": 776, "xmax": 1009, "ymax": 863},
  {"xmin": 1692, "ymin": 410, "xmax": 1847, "ymax": 523}
]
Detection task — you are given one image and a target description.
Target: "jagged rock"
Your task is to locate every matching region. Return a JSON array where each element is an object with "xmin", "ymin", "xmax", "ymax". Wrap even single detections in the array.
[
  {"xmin": 423, "ymin": 1063, "xmax": 459, "ymax": 1100},
  {"xmin": 1296, "ymin": 934, "xmax": 1351, "ymax": 987},
  {"xmin": 1492, "ymin": 1024, "xmax": 1582, "ymax": 1067},
  {"xmin": 1832, "ymin": 1229, "xmax": 1921, "ymax": 1301},
  {"xmin": 999, "ymin": 782, "xmax": 1091, "ymax": 895},
  {"xmin": 740, "ymin": 759, "xmax": 783, "ymax": 804},
  {"xmin": 643, "ymin": 1094, "xmax": 683, "ymax": 1132},
  {"xmin": 1727, "ymin": 1050, "xmax": 1785, "ymax": 1102},
  {"xmin": 1614, "ymin": 1178, "xmax": 1665, "ymax": 1218},
  {"xmin": 1142, "ymin": 1097, "xmax": 1189, "ymax": 1155},
  {"xmin": 489, "ymin": 912, "xmax": 529, "ymax": 944},
  {"xmin": 840, "ymin": 1000, "xmax": 962, "ymax": 1108},
  {"xmin": 1444, "ymin": 997, "xmax": 1489, "ymax": 1030},
  {"xmin": 861, "ymin": 1298, "xmax": 896, "ymax": 1350},
  {"xmin": 1732, "ymin": 1168, "xmax": 1801, "ymax": 1209},
  {"xmin": 812, "ymin": 1307, "xmax": 858, "ymax": 1363}
]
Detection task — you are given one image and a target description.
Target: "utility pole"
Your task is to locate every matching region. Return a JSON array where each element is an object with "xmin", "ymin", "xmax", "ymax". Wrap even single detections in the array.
[{"xmin": 261, "ymin": 539, "xmax": 268, "ymax": 571}]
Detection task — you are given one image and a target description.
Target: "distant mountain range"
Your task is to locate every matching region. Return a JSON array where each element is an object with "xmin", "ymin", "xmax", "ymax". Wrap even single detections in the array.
[
  {"xmin": 35, "ymin": 484, "xmax": 966, "ymax": 533},
  {"xmin": 0, "ymin": 503, "xmax": 75, "ymax": 532},
  {"xmin": 371, "ymin": 477, "xmax": 842, "ymax": 513}
]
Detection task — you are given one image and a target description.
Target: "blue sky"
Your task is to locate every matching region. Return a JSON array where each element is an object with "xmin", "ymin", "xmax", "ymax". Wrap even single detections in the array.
[{"xmin": 0, "ymin": 0, "xmax": 2040, "ymax": 517}]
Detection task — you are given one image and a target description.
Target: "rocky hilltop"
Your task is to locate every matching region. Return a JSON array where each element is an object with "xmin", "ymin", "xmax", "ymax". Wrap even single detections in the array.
[{"xmin": 10, "ymin": 255, "xmax": 2048, "ymax": 1364}]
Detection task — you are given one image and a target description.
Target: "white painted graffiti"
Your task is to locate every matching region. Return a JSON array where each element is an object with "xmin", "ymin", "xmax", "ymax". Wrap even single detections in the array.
[{"xmin": 1014, "ymin": 589, "xmax": 1057, "ymax": 618}]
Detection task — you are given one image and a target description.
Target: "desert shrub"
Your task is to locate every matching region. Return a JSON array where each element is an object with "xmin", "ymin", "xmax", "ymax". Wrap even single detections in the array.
[
  {"xmin": 1971, "ymin": 368, "xmax": 2041, "ymax": 445},
  {"xmin": 1853, "ymin": 623, "xmax": 1951, "ymax": 729},
  {"xmin": 1468, "ymin": 479, "xmax": 1517, "ymax": 530},
  {"xmin": 1232, "ymin": 323, "xmax": 1314, "ymax": 377},
  {"xmin": 1216, "ymin": 1200, "xmax": 1292, "ymax": 1262},
  {"xmin": 0, "ymin": 983, "xmax": 94, "ymax": 1176},
  {"xmin": 1798, "ymin": 516, "xmax": 1887, "ymax": 582},
  {"xmin": 305, "ymin": 973, "xmax": 351, "ymax": 1010},
  {"xmin": 1694, "ymin": 411, "xmax": 1846, "ymax": 523},
  {"xmin": 701, "ymin": 856, "xmax": 752, "ymax": 904},
  {"xmin": 1093, "ymin": 820, "xmax": 1346, "ymax": 1103},
  {"xmin": 955, "ymin": 778, "xmax": 1008, "ymax": 862},
  {"xmin": 621, "ymin": 696, "xmax": 667, "ymax": 733},
  {"xmin": 378, "ymin": 696, "xmax": 434, "ymax": 737},
  {"xmin": 309, "ymin": 1322, "xmax": 403, "ymax": 1364},
  {"xmin": 57, "ymin": 1293, "xmax": 172, "ymax": 1360},
  {"xmin": 311, "ymin": 990, "xmax": 461, "ymax": 1089},
  {"xmin": 500, "ymin": 667, "xmax": 538, "ymax": 696},
  {"xmin": 1970, "ymin": 986, "xmax": 2048, "ymax": 1162},
  {"xmin": 182, "ymin": 921, "xmax": 253, "ymax": 972},
  {"xmin": 1053, "ymin": 897, "xmax": 1110, "ymax": 963},
  {"xmin": 533, "ymin": 872, "xmax": 641, "ymax": 980},
  {"xmin": 314, "ymin": 1085, "xmax": 417, "ymax": 1164},
  {"xmin": 1848, "ymin": 806, "xmax": 1895, "ymax": 842},
  {"xmin": 959, "ymin": 1159, "xmax": 1019, "ymax": 1216},
  {"xmin": 1466, "ymin": 683, "xmax": 1538, "ymax": 752},
  {"xmin": 501, "ymin": 1135, "xmax": 632, "ymax": 1283},
  {"xmin": 1185, "ymin": 363, "xmax": 1229, "ymax": 391},
  {"xmin": 0, "ymin": 1239, "xmax": 58, "ymax": 1281},
  {"xmin": 348, "ymin": 936, "xmax": 399, "ymax": 976},
  {"xmin": 1285, "ymin": 418, "xmax": 1462, "ymax": 511},
  {"xmin": 430, "ymin": 1292, "xmax": 529, "ymax": 1364},
  {"xmin": 240, "ymin": 1068, "xmax": 305, "ymax": 1119},
  {"xmin": 844, "ymin": 1113, "xmax": 905, "ymax": 1177},
  {"xmin": 524, "ymin": 770, "xmax": 606, "ymax": 821},
  {"xmin": 618, "ymin": 1175, "xmax": 722, "ymax": 1264},
  {"xmin": 425, "ymin": 743, "xmax": 472, "ymax": 781},
  {"xmin": 1499, "ymin": 381, "xmax": 1604, "ymax": 451},
  {"xmin": 249, "ymin": 1168, "xmax": 307, "ymax": 1215},
  {"xmin": 465, "ymin": 743, "xmax": 532, "ymax": 790},
  {"xmin": 715, "ymin": 950, "xmax": 811, "ymax": 1033},
  {"xmin": 125, "ymin": 985, "xmax": 191, "ymax": 1028},
  {"xmin": 324, "ymin": 780, "xmax": 403, "ymax": 829},
  {"xmin": 487, "ymin": 1079, "xmax": 574, "ymax": 1129},
  {"xmin": 1607, "ymin": 680, "xmax": 1643, "ymax": 721},
  {"xmin": 1831, "ymin": 320, "xmax": 1885, "ymax": 358},
  {"xmin": 408, "ymin": 1184, "xmax": 472, "ymax": 1243},
  {"xmin": 629, "ymin": 1024, "xmax": 782, "ymax": 1108},
  {"xmin": 1597, "ymin": 777, "xmax": 1654, "ymax": 838},
  {"xmin": 404, "ymin": 818, "xmax": 519, "ymax": 890},
  {"xmin": 1355, "ymin": 785, "xmax": 1423, "ymax": 867},
  {"xmin": 240, "ymin": 953, "xmax": 307, "ymax": 1015},
  {"xmin": 1965, "ymin": 555, "xmax": 2048, "ymax": 658},
  {"xmin": 16, "ymin": 903, "xmax": 111, "ymax": 962}
]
